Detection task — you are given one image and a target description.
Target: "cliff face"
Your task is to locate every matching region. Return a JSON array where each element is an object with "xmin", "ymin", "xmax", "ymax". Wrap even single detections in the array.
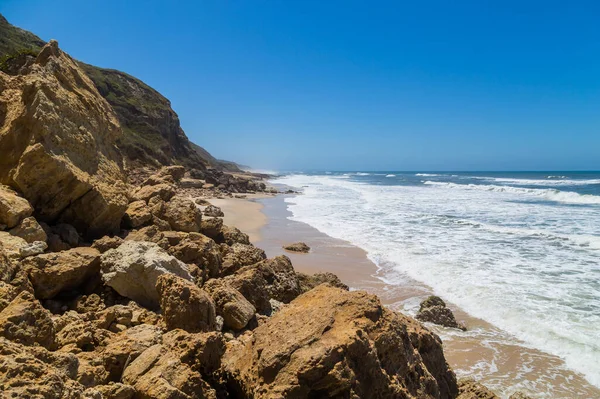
[
  {"xmin": 0, "ymin": 40, "xmax": 128, "ymax": 237},
  {"xmin": 0, "ymin": 13, "xmax": 239, "ymax": 173}
]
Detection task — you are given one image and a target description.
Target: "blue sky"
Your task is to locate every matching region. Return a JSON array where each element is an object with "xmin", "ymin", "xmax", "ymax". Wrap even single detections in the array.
[{"xmin": 2, "ymin": 1, "xmax": 600, "ymax": 171}]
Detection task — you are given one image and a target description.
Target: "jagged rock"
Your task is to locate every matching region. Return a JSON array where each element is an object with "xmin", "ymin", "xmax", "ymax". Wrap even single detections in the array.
[
  {"xmin": 132, "ymin": 183, "xmax": 176, "ymax": 202},
  {"xmin": 416, "ymin": 295, "xmax": 467, "ymax": 331},
  {"xmin": 457, "ymin": 378, "xmax": 498, "ymax": 398},
  {"xmin": 23, "ymin": 247, "xmax": 101, "ymax": 299},
  {"xmin": 222, "ymin": 285, "xmax": 457, "ymax": 399},
  {"xmin": 0, "ymin": 41, "xmax": 129, "ymax": 237},
  {"xmin": 200, "ymin": 216, "xmax": 223, "ymax": 240},
  {"xmin": 100, "ymin": 241, "xmax": 192, "ymax": 309},
  {"xmin": 164, "ymin": 195, "xmax": 202, "ymax": 232},
  {"xmin": 181, "ymin": 178, "xmax": 205, "ymax": 188},
  {"xmin": 69, "ymin": 293, "xmax": 105, "ymax": 314},
  {"xmin": 204, "ymin": 204, "xmax": 224, "ymax": 217},
  {"xmin": 0, "ymin": 281, "xmax": 19, "ymax": 312},
  {"xmin": 8, "ymin": 216, "xmax": 46, "ymax": 243},
  {"xmin": 225, "ymin": 256, "xmax": 300, "ymax": 314},
  {"xmin": 297, "ymin": 271, "xmax": 349, "ymax": 293},
  {"xmin": 156, "ymin": 274, "xmax": 217, "ymax": 332},
  {"xmin": 167, "ymin": 232, "xmax": 222, "ymax": 278},
  {"xmin": 220, "ymin": 243, "xmax": 267, "ymax": 276},
  {"xmin": 283, "ymin": 241, "xmax": 310, "ymax": 253},
  {"xmin": 221, "ymin": 225, "xmax": 250, "ymax": 245},
  {"xmin": 92, "ymin": 235, "xmax": 124, "ymax": 253},
  {"xmin": 143, "ymin": 166, "xmax": 186, "ymax": 186},
  {"xmin": 122, "ymin": 200, "xmax": 152, "ymax": 228},
  {"xmin": 124, "ymin": 225, "xmax": 169, "ymax": 248},
  {"xmin": 0, "ymin": 185, "xmax": 33, "ymax": 228},
  {"xmin": 195, "ymin": 198, "xmax": 211, "ymax": 206},
  {"xmin": 0, "ymin": 337, "xmax": 83, "ymax": 398},
  {"xmin": 54, "ymin": 311, "xmax": 112, "ymax": 351},
  {"xmin": 53, "ymin": 223, "xmax": 81, "ymax": 247},
  {"xmin": 0, "ymin": 231, "xmax": 29, "ymax": 259},
  {"xmin": 90, "ymin": 383, "xmax": 135, "ymax": 399},
  {"xmin": 19, "ymin": 240, "xmax": 48, "ymax": 258},
  {"xmin": 0, "ymin": 291, "xmax": 56, "ymax": 349},
  {"xmin": 204, "ymin": 279, "xmax": 256, "ymax": 331},
  {"xmin": 122, "ymin": 330, "xmax": 224, "ymax": 399}
]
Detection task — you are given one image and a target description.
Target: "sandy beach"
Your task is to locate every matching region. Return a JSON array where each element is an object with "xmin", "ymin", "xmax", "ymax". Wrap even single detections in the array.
[{"xmin": 210, "ymin": 193, "xmax": 600, "ymax": 399}]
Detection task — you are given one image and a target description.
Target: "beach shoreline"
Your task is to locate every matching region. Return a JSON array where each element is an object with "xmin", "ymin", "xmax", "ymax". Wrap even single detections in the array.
[{"xmin": 211, "ymin": 192, "xmax": 600, "ymax": 399}]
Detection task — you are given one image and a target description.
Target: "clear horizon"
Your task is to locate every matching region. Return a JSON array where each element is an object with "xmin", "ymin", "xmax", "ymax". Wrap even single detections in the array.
[{"xmin": 3, "ymin": 0, "xmax": 600, "ymax": 171}]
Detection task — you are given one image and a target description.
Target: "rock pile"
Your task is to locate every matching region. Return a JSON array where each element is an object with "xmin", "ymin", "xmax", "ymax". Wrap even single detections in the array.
[{"xmin": 416, "ymin": 295, "xmax": 467, "ymax": 331}]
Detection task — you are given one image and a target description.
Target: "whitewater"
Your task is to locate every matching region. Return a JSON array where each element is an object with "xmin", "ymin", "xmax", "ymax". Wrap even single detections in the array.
[{"xmin": 271, "ymin": 172, "xmax": 600, "ymax": 394}]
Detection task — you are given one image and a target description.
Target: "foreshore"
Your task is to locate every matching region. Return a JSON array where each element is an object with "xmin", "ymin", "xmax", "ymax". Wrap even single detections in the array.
[{"xmin": 213, "ymin": 192, "xmax": 600, "ymax": 398}]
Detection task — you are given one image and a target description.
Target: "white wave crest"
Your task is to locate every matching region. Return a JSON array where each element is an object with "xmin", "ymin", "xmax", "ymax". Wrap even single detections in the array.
[
  {"xmin": 416, "ymin": 173, "xmax": 442, "ymax": 176},
  {"xmin": 483, "ymin": 177, "xmax": 600, "ymax": 186},
  {"xmin": 423, "ymin": 181, "xmax": 600, "ymax": 205},
  {"xmin": 386, "ymin": 174, "xmax": 396, "ymax": 177}
]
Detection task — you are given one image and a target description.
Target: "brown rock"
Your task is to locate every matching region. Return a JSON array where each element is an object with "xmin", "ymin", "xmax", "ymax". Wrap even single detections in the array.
[
  {"xmin": 0, "ymin": 41, "xmax": 128, "ymax": 237},
  {"xmin": 283, "ymin": 241, "xmax": 310, "ymax": 253},
  {"xmin": 164, "ymin": 195, "xmax": 202, "ymax": 232},
  {"xmin": 416, "ymin": 296, "xmax": 467, "ymax": 331},
  {"xmin": 204, "ymin": 279, "xmax": 256, "ymax": 331},
  {"xmin": 0, "ymin": 291, "xmax": 56, "ymax": 349},
  {"xmin": 143, "ymin": 166, "xmax": 186, "ymax": 186},
  {"xmin": 0, "ymin": 231, "xmax": 29, "ymax": 259},
  {"xmin": 204, "ymin": 204, "xmax": 224, "ymax": 217},
  {"xmin": 200, "ymin": 216, "xmax": 223, "ymax": 239},
  {"xmin": 92, "ymin": 235, "xmax": 124, "ymax": 253},
  {"xmin": 91, "ymin": 383, "xmax": 135, "ymax": 399},
  {"xmin": 222, "ymin": 285, "xmax": 458, "ymax": 399},
  {"xmin": 156, "ymin": 274, "xmax": 217, "ymax": 332},
  {"xmin": 220, "ymin": 243, "xmax": 266, "ymax": 276},
  {"xmin": 167, "ymin": 232, "xmax": 222, "ymax": 278},
  {"xmin": 457, "ymin": 378, "xmax": 499, "ymax": 399},
  {"xmin": 8, "ymin": 216, "xmax": 47, "ymax": 243},
  {"xmin": 122, "ymin": 330, "xmax": 224, "ymax": 399},
  {"xmin": 297, "ymin": 271, "xmax": 349, "ymax": 293},
  {"xmin": 221, "ymin": 225, "xmax": 250, "ymax": 245},
  {"xmin": 23, "ymin": 247, "xmax": 101, "ymax": 299},
  {"xmin": 124, "ymin": 225, "xmax": 169, "ymax": 248},
  {"xmin": 122, "ymin": 200, "xmax": 152, "ymax": 228},
  {"xmin": 132, "ymin": 183, "xmax": 176, "ymax": 202},
  {"xmin": 0, "ymin": 185, "xmax": 33, "ymax": 228},
  {"xmin": 0, "ymin": 337, "xmax": 83, "ymax": 398}
]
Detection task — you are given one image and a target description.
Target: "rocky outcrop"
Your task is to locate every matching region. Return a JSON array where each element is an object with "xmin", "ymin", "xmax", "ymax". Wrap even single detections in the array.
[
  {"xmin": 100, "ymin": 241, "xmax": 192, "ymax": 308},
  {"xmin": 416, "ymin": 296, "xmax": 467, "ymax": 331},
  {"xmin": 156, "ymin": 274, "xmax": 217, "ymax": 333},
  {"xmin": 204, "ymin": 279, "xmax": 256, "ymax": 331},
  {"xmin": 222, "ymin": 285, "xmax": 458, "ymax": 398},
  {"xmin": 220, "ymin": 243, "xmax": 266, "ymax": 276},
  {"xmin": 0, "ymin": 41, "xmax": 128, "ymax": 237},
  {"xmin": 297, "ymin": 271, "xmax": 349, "ymax": 293},
  {"xmin": 457, "ymin": 378, "xmax": 498, "ymax": 399},
  {"xmin": 163, "ymin": 195, "xmax": 202, "ymax": 232},
  {"xmin": 166, "ymin": 232, "xmax": 222, "ymax": 279},
  {"xmin": 122, "ymin": 330, "xmax": 225, "ymax": 399},
  {"xmin": 122, "ymin": 200, "xmax": 152, "ymax": 228},
  {"xmin": 0, "ymin": 185, "xmax": 33, "ymax": 228},
  {"xmin": 283, "ymin": 241, "xmax": 311, "ymax": 253},
  {"xmin": 204, "ymin": 204, "xmax": 224, "ymax": 217},
  {"xmin": 8, "ymin": 216, "xmax": 47, "ymax": 243},
  {"xmin": 0, "ymin": 291, "xmax": 56, "ymax": 349},
  {"xmin": 23, "ymin": 247, "xmax": 101, "ymax": 299}
]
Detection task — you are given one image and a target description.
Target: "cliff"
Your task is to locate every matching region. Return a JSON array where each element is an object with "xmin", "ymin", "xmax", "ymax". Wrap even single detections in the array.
[{"xmin": 0, "ymin": 13, "xmax": 240, "ymax": 173}]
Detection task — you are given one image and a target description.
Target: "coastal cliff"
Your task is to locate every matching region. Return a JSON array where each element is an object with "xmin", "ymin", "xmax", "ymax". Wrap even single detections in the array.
[{"xmin": 0, "ymin": 16, "xmax": 529, "ymax": 399}]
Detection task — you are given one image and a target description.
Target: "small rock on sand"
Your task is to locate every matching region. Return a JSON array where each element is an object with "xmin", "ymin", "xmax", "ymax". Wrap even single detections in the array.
[{"xmin": 283, "ymin": 242, "xmax": 310, "ymax": 253}]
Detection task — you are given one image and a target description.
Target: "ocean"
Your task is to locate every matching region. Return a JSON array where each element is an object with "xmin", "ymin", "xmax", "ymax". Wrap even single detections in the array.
[{"xmin": 271, "ymin": 171, "xmax": 600, "ymax": 395}]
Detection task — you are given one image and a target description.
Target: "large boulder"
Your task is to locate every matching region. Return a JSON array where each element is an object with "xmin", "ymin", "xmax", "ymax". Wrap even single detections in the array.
[
  {"xmin": 0, "ymin": 41, "xmax": 128, "ymax": 237},
  {"xmin": 0, "ymin": 185, "xmax": 33, "ymax": 228},
  {"xmin": 156, "ymin": 274, "xmax": 217, "ymax": 333},
  {"xmin": 132, "ymin": 183, "xmax": 176, "ymax": 203},
  {"xmin": 23, "ymin": 247, "xmax": 101, "ymax": 299},
  {"xmin": 224, "ymin": 256, "xmax": 301, "ymax": 315},
  {"xmin": 204, "ymin": 204, "xmax": 224, "ymax": 217},
  {"xmin": 100, "ymin": 241, "xmax": 192, "ymax": 309},
  {"xmin": 204, "ymin": 279, "xmax": 256, "ymax": 331},
  {"xmin": 167, "ymin": 232, "xmax": 222, "ymax": 279},
  {"xmin": 222, "ymin": 285, "xmax": 458, "ymax": 399},
  {"xmin": 0, "ymin": 337, "xmax": 83, "ymax": 398},
  {"xmin": 416, "ymin": 296, "xmax": 467, "ymax": 331},
  {"xmin": 220, "ymin": 243, "xmax": 266, "ymax": 276},
  {"xmin": 297, "ymin": 271, "xmax": 349, "ymax": 293},
  {"xmin": 122, "ymin": 330, "xmax": 224, "ymax": 399},
  {"xmin": 163, "ymin": 195, "xmax": 202, "ymax": 232},
  {"xmin": 8, "ymin": 216, "xmax": 46, "ymax": 243},
  {"xmin": 122, "ymin": 200, "xmax": 152, "ymax": 228},
  {"xmin": 0, "ymin": 291, "xmax": 56, "ymax": 349},
  {"xmin": 457, "ymin": 378, "xmax": 498, "ymax": 399}
]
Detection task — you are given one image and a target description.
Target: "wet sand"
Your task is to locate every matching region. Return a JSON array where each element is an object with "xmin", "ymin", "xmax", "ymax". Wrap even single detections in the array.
[{"xmin": 209, "ymin": 194, "xmax": 600, "ymax": 399}]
